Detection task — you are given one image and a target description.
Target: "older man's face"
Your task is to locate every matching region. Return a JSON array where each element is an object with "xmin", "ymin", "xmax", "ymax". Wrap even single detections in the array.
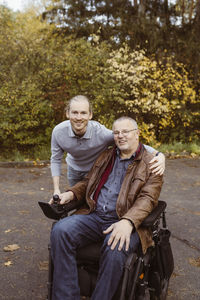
[{"xmin": 113, "ymin": 119, "xmax": 139, "ymax": 156}]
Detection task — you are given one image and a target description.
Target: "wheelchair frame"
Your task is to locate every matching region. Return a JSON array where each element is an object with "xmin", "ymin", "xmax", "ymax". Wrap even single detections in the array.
[
  {"xmin": 46, "ymin": 200, "xmax": 171, "ymax": 300},
  {"xmin": 119, "ymin": 201, "xmax": 169, "ymax": 300}
]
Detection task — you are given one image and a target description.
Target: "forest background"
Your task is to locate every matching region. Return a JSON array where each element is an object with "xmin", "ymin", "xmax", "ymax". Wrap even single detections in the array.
[{"xmin": 0, "ymin": 0, "xmax": 200, "ymax": 161}]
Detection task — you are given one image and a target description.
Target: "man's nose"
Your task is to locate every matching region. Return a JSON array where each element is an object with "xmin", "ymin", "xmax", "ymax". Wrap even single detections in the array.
[
  {"xmin": 118, "ymin": 132, "xmax": 124, "ymax": 138},
  {"xmin": 76, "ymin": 113, "xmax": 82, "ymax": 119}
]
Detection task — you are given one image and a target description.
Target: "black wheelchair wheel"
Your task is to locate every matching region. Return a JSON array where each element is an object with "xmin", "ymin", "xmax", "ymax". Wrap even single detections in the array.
[
  {"xmin": 150, "ymin": 278, "xmax": 169, "ymax": 300},
  {"xmin": 159, "ymin": 278, "xmax": 169, "ymax": 300}
]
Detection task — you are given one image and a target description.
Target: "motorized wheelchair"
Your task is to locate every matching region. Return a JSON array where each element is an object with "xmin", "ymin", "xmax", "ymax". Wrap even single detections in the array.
[{"xmin": 39, "ymin": 196, "xmax": 174, "ymax": 300}]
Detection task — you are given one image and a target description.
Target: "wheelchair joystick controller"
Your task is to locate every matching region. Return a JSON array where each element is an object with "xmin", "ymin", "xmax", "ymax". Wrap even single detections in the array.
[
  {"xmin": 39, "ymin": 192, "xmax": 82, "ymax": 220},
  {"xmin": 53, "ymin": 194, "xmax": 60, "ymax": 205},
  {"xmin": 52, "ymin": 194, "xmax": 65, "ymax": 211}
]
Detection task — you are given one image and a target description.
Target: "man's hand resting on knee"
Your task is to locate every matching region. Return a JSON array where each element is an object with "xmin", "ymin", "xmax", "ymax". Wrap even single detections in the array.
[{"xmin": 103, "ymin": 219, "xmax": 134, "ymax": 251}]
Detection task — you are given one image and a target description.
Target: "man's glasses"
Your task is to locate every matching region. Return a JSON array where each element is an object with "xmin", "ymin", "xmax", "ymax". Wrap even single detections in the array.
[{"xmin": 113, "ymin": 129, "xmax": 137, "ymax": 137}]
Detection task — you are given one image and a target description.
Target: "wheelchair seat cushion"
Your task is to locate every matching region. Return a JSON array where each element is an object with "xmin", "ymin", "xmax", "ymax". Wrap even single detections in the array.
[{"xmin": 77, "ymin": 241, "xmax": 102, "ymax": 263}]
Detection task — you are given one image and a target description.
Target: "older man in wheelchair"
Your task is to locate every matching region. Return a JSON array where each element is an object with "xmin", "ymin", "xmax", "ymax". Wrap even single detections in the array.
[{"xmin": 39, "ymin": 116, "xmax": 174, "ymax": 300}]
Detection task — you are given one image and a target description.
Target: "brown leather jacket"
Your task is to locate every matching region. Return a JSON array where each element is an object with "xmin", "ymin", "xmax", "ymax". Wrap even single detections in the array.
[{"xmin": 69, "ymin": 145, "xmax": 163, "ymax": 253}]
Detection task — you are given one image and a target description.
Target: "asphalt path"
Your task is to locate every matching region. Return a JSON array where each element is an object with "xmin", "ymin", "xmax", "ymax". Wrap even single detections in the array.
[{"xmin": 0, "ymin": 158, "xmax": 200, "ymax": 300}]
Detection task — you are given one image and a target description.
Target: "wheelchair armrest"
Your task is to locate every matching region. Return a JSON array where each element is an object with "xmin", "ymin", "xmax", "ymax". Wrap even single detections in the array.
[
  {"xmin": 38, "ymin": 200, "xmax": 83, "ymax": 220},
  {"xmin": 141, "ymin": 200, "xmax": 167, "ymax": 228}
]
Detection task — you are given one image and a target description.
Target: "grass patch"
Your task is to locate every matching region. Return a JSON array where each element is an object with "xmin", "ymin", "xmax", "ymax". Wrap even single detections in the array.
[
  {"xmin": 33, "ymin": 146, "xmax": 51, "ymax": 161},
  {"xmin": 0, "ymin": 146, "xmax": 51, "ymax": 162},
  {"xmin": 157, "ymin": 142, "xmax": 200, "ymax": 156}
]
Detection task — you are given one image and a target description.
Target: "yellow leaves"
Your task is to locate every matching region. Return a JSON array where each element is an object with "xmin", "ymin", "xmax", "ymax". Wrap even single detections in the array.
[
  {"xmin": 106, "ymin": 43, "xmax": 198, "ymax": 143},
  {"xmin": 90, "ymin": 34, "xmax": 100, "ymax": 44},
  {"xmin": 4, "ymin": 261, "xmax": 13, "ymax": 267},
  {"xmin": 3, "ymin": 244, "xmax": 20, "ymax": 267},
  {"xmin": 33, "ymin": 160, "xmax": 39, "ymax": 166},
  {"xmin": 38, "ymin": 260, "xmax": 48, "ymax": 271},
  {"xmin": 183, "ymin": 121, "xmax": 190, "ymax": 127},
  {"xmin": 188, "ymin": 257, "xmax": 200, "ymax": 268},
  {"xmin": 159, "ymin": 118, "xmax": 170, "ymax": 128},
  {"xmin": 3, "ymin": 244, "xmax": 20, "ymax": 252},
  {"xmin": 139, "ymin": 122, "xmax": 157, "ymax": 145}
]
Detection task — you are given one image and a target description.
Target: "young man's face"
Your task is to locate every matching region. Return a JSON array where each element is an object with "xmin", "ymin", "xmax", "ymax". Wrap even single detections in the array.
[
  {"xmin": 113, "ymin": 119, "xmax": 139, "ymax": 156},
  {"xmin": 67, "ymin": 100, "xmax": 92, "ymax": 136}
]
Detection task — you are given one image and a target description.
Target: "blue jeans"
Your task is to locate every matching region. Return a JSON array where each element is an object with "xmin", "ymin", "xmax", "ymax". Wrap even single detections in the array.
[
  {"xmin": 50, "ymin": 212, "xmax": 140, "ymax": 300},
  {"xmin": 67, "ymin": 165, "xmax": 88, "ymax": 186}
]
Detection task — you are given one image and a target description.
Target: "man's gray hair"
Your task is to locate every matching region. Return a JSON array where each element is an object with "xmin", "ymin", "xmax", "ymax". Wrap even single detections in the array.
[
  {"xmin": 66, "ymin": 95, "xmax": 92, "ymax": 113},
  {"xmin": 112, "ymin": 116, "xmax": 138, "ymax": 129}
]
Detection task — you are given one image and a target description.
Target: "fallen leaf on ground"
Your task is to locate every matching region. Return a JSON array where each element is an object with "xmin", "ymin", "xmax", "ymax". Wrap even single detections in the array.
[
  {"xmin": 18, "ymin": 210, "xmax": 30, "ymax": 215},
  {"xmin": 4, "ymin": 260, "xmax": 13, "ymax": 266},
  {"xmin": 171, "ymin": 272, "xmax": 180, "ymax": 278},
  {"xmin": 4, "ymin": 229, "xmax": 12, "ymax": 233},
  {"xmin": 3, "ymin": 244, "xmax": 20, "ymax": 252},
  {"xmin": 188, "ymin": 257, "xmax": 200, "ymax": 268},
  {"xmin": 24, "ymin": 246, "xmax": 33, "ymax": 251},
  {"xmin": 38, "ymin": 261, "xmax": 48, "ymax": 271}
]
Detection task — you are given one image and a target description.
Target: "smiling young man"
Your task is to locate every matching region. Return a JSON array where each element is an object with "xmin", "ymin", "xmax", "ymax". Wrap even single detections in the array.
[
  {"xmin": 50, "ymin": 95, "xmax": 165, "ymax": 196},
  {"xmin": 50, "ymin": 116, "xmax": 163, "ymax": 300}
]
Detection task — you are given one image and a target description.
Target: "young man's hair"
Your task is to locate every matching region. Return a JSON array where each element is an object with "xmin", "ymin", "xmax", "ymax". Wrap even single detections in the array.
[{"xmin": 66, "ymin": 95, "xmax": 92, "ymax": 113}]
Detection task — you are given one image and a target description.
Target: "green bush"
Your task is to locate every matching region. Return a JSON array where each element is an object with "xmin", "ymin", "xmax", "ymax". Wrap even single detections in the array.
[{"xmin": 0, "ymin": 7, "xmax": 199, "ymax": 160}]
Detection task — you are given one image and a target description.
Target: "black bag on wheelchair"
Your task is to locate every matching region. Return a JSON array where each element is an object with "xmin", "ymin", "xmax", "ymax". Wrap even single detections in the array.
[
  {"xmin": 149, "ymin": 227, "xmax": 174, "ymax": 297},
  {"xmin": 158, "ymin": 228, "xmax": 174, "ymax": 279}
]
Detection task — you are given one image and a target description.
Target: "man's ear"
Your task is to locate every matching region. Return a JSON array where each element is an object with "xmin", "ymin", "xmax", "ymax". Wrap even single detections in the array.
[
  {"xmin": 89, "ymin": 112, "xmax": 93, "ymax": 120},
  {"xmin": 66, "ymin": 111, "xmax": 69, "ymax": 119},
  {"xmin": 136, "ymin": 129, "xmax": 140, "ymax": 139}
]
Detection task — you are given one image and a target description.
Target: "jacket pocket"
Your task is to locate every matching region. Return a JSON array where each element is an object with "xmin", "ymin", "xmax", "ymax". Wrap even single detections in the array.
[{"xmin": 127, "ymin": 175, "xmax": 146, "ymax": 209}]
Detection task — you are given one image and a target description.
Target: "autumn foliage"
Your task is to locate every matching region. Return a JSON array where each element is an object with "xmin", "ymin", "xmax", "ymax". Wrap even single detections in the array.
[{"xmin": 0, "ymin": 6, "xmax": 199, "ymax": 156}]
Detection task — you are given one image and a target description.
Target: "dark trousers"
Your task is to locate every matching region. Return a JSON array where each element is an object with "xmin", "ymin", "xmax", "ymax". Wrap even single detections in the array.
[{"xmin": 51, "ymin": 212, "xmax": 140, "ymax": 300}]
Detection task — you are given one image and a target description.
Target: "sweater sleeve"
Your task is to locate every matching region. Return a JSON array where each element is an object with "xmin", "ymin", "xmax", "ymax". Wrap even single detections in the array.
[
  {"xmin": 143, "ymin": 144, "xmax": 156, "ymax": 154},
  {"xmin": 50, "ymin": 129, "xmax": 64, "ymax": 177}
]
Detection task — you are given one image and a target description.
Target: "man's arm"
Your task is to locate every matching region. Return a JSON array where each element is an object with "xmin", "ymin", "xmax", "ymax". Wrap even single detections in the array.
[
  {"xmin": 50, "ymin": 129, "xmax": 64, "ymax": 197},
  {"xmin": 52, "ymin": 166, "xmax": 92, "ymax": 205},
  {"xmin": 52, "ymin": 176, "xmax": 61, "ymax": 195},
  {"xmin": 144, "ymin": 145, "xmax": 165, "ymax": 175},
  {"xmin": 49, "ymin": 176, "xmax": 61, "ymax": 204}
]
